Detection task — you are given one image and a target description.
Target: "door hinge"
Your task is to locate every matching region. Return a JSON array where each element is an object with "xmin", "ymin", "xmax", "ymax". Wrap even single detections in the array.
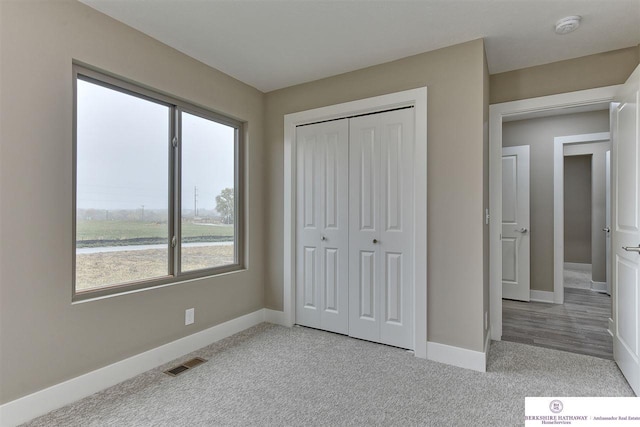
[
  {"xmin": 172, "ymin": 136, "xmax": 178, "ymax": 148},
  {"xmin": 171, "ymin": 236, "xmax": 177, "ymax": 248}
]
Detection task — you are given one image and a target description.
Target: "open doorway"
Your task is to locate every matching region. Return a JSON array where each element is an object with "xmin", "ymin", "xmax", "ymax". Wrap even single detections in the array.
[
  {"xmin": 489, "ymin": 86, "xmax": 620, "ymax": 361},
  {"xmin": 559, "ymin": 135, "xmax": 611, "ymax": 299},
  {"xmin": 499, "ymin": 119, "xmax": 613, "ymax": 359},
  {"xmin": 563, "ymin": 153, "xmax": 594, "ymax": 292}
]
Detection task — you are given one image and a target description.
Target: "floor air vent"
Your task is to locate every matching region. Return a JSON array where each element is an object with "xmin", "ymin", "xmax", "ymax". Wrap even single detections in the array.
[{"xmin": 164, "ymin": 357, "xmax": 206, "ymax": 376}]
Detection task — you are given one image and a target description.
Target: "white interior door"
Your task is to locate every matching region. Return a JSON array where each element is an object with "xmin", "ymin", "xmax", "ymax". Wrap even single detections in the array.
[
  {"xmin": 612, "ymin": 64, "xmax": 640, "ymax": 396},
  {"xmin": 348, "ymin": 108, "xmax": 414, "ymax": 349},
  {"xmin": 502, "ymin": 145, "xmax": 531, "ymax": 301},
  {"xmin": 295, "ymin": 119, "xmax": 349, "ymax": 334},
  {"xmin": 606, "ymin": 150, "xmax": 612, "ymax": 296}
]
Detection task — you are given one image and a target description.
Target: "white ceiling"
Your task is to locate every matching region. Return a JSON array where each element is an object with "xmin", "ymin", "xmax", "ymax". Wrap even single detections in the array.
[{"xmin": 81, "ymin": 0, "xmax": 640, "ymax": 92}]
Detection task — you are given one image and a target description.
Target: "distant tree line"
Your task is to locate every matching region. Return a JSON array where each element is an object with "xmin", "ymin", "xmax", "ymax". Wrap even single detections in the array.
[{"xmin": 78, "ymin": 188, "xmax": 235, "ymax": 224}]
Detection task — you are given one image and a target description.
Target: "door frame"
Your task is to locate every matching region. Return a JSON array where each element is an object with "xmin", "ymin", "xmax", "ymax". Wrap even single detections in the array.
[
  {"xmin": 283, "ymin": 87, "xmax": 428, "ymax": 358},
  {"xmin": 554, "ymin": 132, "xmax": 610, "ymax": 304},
  {"xmin": 489, "ymin": 85, "xmax": 620, "ymax": 341},
  {"xmin": 605, "ymin": 149, "xmax": 612, "ymax": 297}
]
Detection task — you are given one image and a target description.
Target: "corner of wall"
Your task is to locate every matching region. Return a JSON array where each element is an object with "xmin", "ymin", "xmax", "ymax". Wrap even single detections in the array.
[{"xmin": 482, "ymin": 43, "xmax": 491, "ymax": 345}]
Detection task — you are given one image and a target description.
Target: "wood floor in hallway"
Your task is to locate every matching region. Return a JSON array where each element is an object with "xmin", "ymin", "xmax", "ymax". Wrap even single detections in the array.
[{"xmin": 502, "ymin": 288, "xmax": 613, "ymax": 360}]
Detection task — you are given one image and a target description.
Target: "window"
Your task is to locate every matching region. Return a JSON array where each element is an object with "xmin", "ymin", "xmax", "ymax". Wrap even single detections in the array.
[{"xmin": 74, "ymin": 65, "xmax": 243, "ymax": 300}]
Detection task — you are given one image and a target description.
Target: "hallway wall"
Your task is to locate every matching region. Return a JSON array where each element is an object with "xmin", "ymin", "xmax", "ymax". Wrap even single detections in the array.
[{"xmin": 564, "ymin": 155, "xmax": 592, "ymax": 264}]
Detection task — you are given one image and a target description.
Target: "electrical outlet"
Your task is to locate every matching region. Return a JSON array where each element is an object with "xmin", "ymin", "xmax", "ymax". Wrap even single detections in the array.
[
  {"xmin": 484, "ymin": 311, "xmax": 488, "ymax": 330},
  {"xmin": 185, "ymin": 308, "xmax": 195, "ymax": 325}
]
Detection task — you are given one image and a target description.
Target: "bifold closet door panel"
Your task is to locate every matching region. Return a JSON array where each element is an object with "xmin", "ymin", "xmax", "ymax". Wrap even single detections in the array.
[
  {"xmin": 295, "ymin": 119, "xmax": 349, "ymax": 334},
  {"xmin": 349, "ymin": 109, "xmax": 415, "ymax": 349}
]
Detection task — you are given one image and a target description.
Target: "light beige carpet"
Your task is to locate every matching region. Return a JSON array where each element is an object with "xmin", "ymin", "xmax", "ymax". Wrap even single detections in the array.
[{"xmin": 24, "ymin": 323, "xmax": 634, "ymax": 426}]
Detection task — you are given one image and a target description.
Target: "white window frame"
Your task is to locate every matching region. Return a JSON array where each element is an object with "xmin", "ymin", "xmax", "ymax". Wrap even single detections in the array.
[{"xmin": 73, "ymin": 64, "xmax": 245, "ymax": 301}]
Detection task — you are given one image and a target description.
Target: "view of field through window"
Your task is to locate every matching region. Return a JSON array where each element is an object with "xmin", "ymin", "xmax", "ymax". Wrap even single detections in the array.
[
  {"xmin": 181, "ymin": 111, "xmax": 236, "ymax": 272},
  {"xmin": 76, "ymin": 78, "xmax": 236, "ymax": 292}
]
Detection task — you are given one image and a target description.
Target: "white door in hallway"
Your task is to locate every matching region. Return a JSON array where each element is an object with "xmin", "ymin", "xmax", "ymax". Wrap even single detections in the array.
[
  {"xmin": 612, "ymin": 64, "xmax": 640, "ymax": 395},
  {"xmin": 501, "ymin": 145, "xmax": 531, "ymax": 301},
  {"xmin": 295, "ymin": 119, "xmax": 349, "ymax": 334},
  {"xmin": 348, "ymin": 109, "xmax": 414, "ymax": 349}
]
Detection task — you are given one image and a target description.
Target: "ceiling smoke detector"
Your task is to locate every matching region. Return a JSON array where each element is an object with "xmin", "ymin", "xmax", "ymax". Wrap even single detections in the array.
[{"xmin": 555, "ymin": 16, "xmax": 582, "ymax": 35}]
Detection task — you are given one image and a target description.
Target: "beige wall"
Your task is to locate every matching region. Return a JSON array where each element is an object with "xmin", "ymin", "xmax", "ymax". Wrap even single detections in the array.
[
  {"xmin": 265, "ymin": 39, "xmax": 488, "ymax": 351},
  {"xmin": 564, "ymin": 155, "xmax": 592, "ymax": 264},
  {"xmin": 0, "ymin": 1, "xmax": 266, "ymax": 403},
  {"xmin": 502, "ymin": 110, "xmax": 610, "ymax": 292},
  {"xmin": 564, "ymin": 141, "xmax": 611, "ymax": 282},
  {"xmin": 490, "ymin": 46, "xmax": 640, "ymax": 104}
]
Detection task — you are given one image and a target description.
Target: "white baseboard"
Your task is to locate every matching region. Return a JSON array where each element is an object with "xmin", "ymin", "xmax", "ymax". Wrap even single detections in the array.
[
  {"xmin": 264, "ymin": 309, "xmax": 288, "ymax": 326},
  {"xmin": 564, "ymin": 262, "xmax": 592, "ymax": 271},
  {"xmin": 0, "ymin": 309, "xmax": 267, "ymax": 427},
  {"xmin": 608, "ymin": 318, "xmax": 614, "ymax": 337},
  {"xmin": 427, "ymin": 340, "xmax": 487, "ymax": 373},
  {"xmin": 590, "ymin": 281, "xmax": 608, "ymax": 293},
  {"xmin": 530, "ymin": 290, "xmax": 555, "ymax": 303}
]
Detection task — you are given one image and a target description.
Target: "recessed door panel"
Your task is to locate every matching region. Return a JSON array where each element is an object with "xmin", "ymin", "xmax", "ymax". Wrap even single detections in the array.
[
  {"xmin": 385, "ymin": 124, "xmax": 403, "ymax": 231},
  {"xmin": 617, "ymin": 257, "xmax": 638, "ymax": 354},
  {"xmin": 502, "ymin": 155, "xmax": 517, "ymax": 224},
  {"xmin": 359, "ymin": 251, "xmax": 376, "ymax": 319},
  {"xmin": 324, "ymin": 133, "xmax": 339, "ymax": 229},
  {"xmin": 324, "ymin": 248, "xmax": 338, "ymax": 312},
  {"xmin": 386, "ymin": 252, "xmax": 402, "ymax": 324},
  {"xmin": 303, "ymin": 247, "xmax": 317, "ymax": 308},
  {"xmin": 616, "ymin": 102, "xmax": 639, "ymax": 231},
  {"xmin": 502, "ymin": 238, "xmax": 517, "ymax": 283},
  {"xmin": 359, "ymin": 129, "xmax": 377, "ymax": 231},
  {"xmin": 303, "ymin": 136, "xmax": 316, "ymax": 229}
]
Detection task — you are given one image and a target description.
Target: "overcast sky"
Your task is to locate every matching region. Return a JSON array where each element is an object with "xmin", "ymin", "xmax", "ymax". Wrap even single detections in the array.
[{"xmin": 76, "ymin": 79, "xmax": 234, "ymax": 212}]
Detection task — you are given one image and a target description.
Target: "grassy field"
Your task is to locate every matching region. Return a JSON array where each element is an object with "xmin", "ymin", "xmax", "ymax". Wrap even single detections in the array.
[
  {"xmin": 76, "ymin": 220, "xmax": 234, "ymax": 247},
  {"xmin": 76, "ymin": 245, "xmax": 235, "ymax": 291}
]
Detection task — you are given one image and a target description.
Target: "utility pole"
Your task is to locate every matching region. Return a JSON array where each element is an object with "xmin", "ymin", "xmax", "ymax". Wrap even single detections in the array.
[
  {"xmin": 141, "ymin": 204, "xmax": 145, "ymax": 222},
  {"xmin": 194, "ymin": 186, "xmax": 198, "ymax": 218}
]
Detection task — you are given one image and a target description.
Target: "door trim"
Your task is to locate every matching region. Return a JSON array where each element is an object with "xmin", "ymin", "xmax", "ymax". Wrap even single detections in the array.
[
  {"xmin": 554, "ymin": 132, "xmax": 610, "ymax": 304},
  {"xmin": 283, "ymin": 88, "xmax": 428, "ymax": 358},
  {"xmin": 489, "ymin": 85, "xmax": 620, "ymax": 341}
]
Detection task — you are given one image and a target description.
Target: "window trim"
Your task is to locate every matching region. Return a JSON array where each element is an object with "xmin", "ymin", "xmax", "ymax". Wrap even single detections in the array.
[{"xmin": 72, "ymin": 63, "xmax": 245, "ymax": 302}]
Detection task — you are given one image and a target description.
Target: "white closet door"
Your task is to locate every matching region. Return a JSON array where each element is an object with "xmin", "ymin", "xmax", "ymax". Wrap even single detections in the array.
[
  {"xmin": 348, "ymin": 108, "xmax": 414, "ymax": 349},
  {"xmin": 295, "ymin": 119, "xmax": 349, "ymax": 334}
]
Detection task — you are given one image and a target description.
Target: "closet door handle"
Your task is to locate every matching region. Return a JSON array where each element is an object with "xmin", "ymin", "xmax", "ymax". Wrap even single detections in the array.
[
  {"xmin": 514, "ymin": 228, "xmax": 528, "ymax": 233},
  {"xmin": 622, "ymin": 245, "xmax": 640, "ymax": 253},
  {"xmin": 373, "ymin": 239, "xmax": 379, "ymax": 244},
  {"xmin": 602, "ymin": 227, "xmax": 610, "ymax": 233}
]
